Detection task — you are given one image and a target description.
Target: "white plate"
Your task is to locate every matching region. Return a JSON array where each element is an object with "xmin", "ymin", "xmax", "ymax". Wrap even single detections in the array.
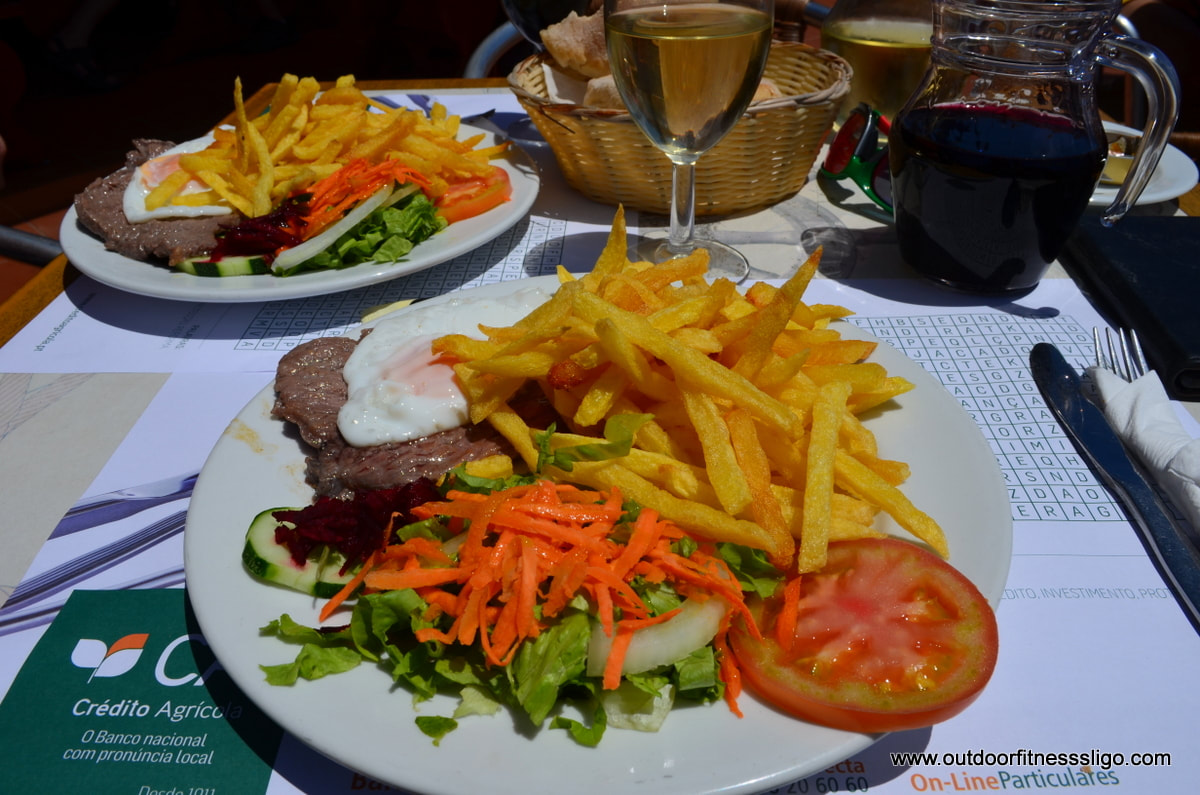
[
  {"xmin": 1090, "ymin": 121, "xmax": 1198, "ymax": 207},
  {"xmin": 58, "ymin": 125, "xmax": 539, "ymax": 303},
  {"xmin": 184, "ymin": 277, "xmax": 1012, "ymax": 795}
]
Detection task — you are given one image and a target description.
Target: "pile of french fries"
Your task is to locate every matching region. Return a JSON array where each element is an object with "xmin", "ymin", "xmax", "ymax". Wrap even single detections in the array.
[
  {"xmin": 148, "ymin": 74, "xmax": 509, "ymax": 219},
  {"xmin": 436, "ymin": 208, "xmax": 947, "ymax": 573}
]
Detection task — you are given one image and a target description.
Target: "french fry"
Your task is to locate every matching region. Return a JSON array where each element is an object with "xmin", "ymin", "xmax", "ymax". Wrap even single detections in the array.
[
  {"xmin": 804, "ymin": 362, "xmax": 888, "ymax": 391},
  {"xmin": 726, "ymin": 408, "xmax": 793, "ymax": 563},
  {"xmin": 593, "ymin": 318, "xmax": 674, "ymax": 401},
  {"xmin": 799, "ymin": 381, "xmax": 852, "ymax": 572},
  {"xmin": 830, "ymin": 517, "xmax": 887, "ymax": 541},
  {"xmin": 486, "ymin": 407, "xmax": 539, "ymax": 472},
  {"xmin": 574, "ymin": 365, "xmax": 628, "ymax": 428},
  {"xmin": 834, "ymin": 449, "xmax": 949, "ymax": 557},
  {"xmin": 560, "ymin": 461, "xmax": 788, "ymax": 559},
  {"xmin": 681, "ymin": 388, "xmax": 753, "ymax": 516},
  {"xmin": 726, "ymin": 249, "xmax": 820, "ymax": 379},
  {"xmin": 847, "ymin": 377, "xmax": 916, "ymax": 413},
  {"xmin": 580, "ymin": 206, "xmax": 631, "ymax": 292},
  {"xmin": 143, "ymin": 170, "xmax": 192, "ymax": 211},
  {"xmin": 463, "ymin": 454, "xmax": 515, "ymax": 481}
]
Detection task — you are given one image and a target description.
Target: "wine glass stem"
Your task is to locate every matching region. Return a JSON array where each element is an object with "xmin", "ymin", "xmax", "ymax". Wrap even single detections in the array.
[{"xmin": 667, "ymin": 159, "xmax": 698, "ymax": 256}]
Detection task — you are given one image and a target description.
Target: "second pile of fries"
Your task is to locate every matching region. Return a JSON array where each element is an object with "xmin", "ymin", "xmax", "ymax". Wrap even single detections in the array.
[
  {"xmin": 434, "ymin": 208, "xmax": 948, "ymax": 573},
  {"xmin": 155, "ymin": 74, "xmax": 509, "ymax": 219}
]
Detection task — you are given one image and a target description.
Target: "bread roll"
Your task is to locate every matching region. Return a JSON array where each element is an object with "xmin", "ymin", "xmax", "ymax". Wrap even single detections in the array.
[
  {"xmin": 582, "ymin": 75, "xmax": 624, "ymax": 109},
  {"xmin": 753, "ymin": 77, "xmax": 783, "ymax": 103},
  {"xmin": 541, "ymin": 11, "xmax": 610, "ymax": 79}
]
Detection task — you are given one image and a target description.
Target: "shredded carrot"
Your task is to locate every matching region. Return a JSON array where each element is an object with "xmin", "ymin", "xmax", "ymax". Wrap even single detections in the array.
[
  {"xmin": 602, "ymin": 607, "xmax": 683, "ymax": 690},
  {"xmin": 364, "ymin": 567, "xmax": 465, "ymax": 591},
  {"xmin": 297, "ymin": 158, "xmax": 433, "ymax": 239},
  {"xmin": 713, "ymin": 621, "xmax": 745, "ymax": 718},
  {"xmin": 331, "ymin": 479, "xmax": 756, "ymax": 709},
  {"xmin": 603, "ymin": 628, "xmax": 636, "ymax": 691},
  {"xmin": 318, "ymin": 550, "xmax": 378, "ymax": 623},
  {"xmin": 774, "ymin": 575, "xmax": 804, "ymax": 651}
]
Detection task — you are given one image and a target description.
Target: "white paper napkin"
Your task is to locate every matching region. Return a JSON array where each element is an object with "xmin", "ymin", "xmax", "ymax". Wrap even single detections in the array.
[
  {"xmin": 1089, "ymin": 366, "xmax": 1200, "ymax": 532},
  {"xmin": 541, "ymin": 63, "xmax": 589, "ymax": 105}
]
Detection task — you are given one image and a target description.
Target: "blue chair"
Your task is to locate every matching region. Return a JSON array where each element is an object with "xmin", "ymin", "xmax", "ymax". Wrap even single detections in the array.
[{"xmin": 464, "ymin": 22, "xmax": 527, "ymax": 79}]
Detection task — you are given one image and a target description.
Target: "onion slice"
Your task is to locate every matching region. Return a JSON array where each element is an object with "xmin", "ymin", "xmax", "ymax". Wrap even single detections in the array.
[
  {"xmin": 586, "ymin": 596, "xmax": 728, "ymax": 678},
  {"xmin": 270, "ymin": 185, "xmax": 394, "ymax": 272}
]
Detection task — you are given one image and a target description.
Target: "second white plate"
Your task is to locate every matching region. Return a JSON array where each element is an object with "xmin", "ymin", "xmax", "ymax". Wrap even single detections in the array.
[
  {"xmin": 59, "ymin": 124, "xmax": 539, "ymax": 303},
  {"xmin": 1090, "ymin": 121, "xmax": 1198, "ymax": 207}
]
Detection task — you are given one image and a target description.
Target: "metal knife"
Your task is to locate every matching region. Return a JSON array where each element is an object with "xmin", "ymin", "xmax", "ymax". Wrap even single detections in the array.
[{"xmin": 1030, "ymin": 342, "xmax": 1200, "ymax": 635}]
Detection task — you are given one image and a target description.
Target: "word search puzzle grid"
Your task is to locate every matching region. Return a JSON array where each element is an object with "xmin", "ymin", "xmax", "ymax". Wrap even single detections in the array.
[
  {"xmin": 846, "ymin": 312, "xmax": 1123, "ymax": 524},
  {"xmin": 234, "ymin": 216, "xmax": 566, "ymax": 352}
]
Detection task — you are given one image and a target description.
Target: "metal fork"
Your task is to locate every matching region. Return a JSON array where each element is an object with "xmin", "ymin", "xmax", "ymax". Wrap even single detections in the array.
[{"xmin": 1093, "ymin": 326, "xmax": 1150, "ymax": 382}]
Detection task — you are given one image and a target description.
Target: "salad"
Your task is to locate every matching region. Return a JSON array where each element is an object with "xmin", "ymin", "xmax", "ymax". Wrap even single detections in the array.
[
  {"xmin": 249, "ymin": 423, "xmax": 786, "ymax": 746},
  {"xmin": 125, "ymin": 73, "xmax": 515, "ymax": 277}
]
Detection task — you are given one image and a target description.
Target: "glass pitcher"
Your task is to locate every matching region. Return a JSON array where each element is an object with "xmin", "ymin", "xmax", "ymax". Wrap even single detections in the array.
[{"xmin": 889, "ymin": 0, "xmax": 1180, "ymax": 293}]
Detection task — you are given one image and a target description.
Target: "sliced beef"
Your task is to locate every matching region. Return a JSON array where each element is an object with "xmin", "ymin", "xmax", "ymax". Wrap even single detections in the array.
[
  {"xmin": 308, "ymin": 426, "xmax": 510, "ymax": 499},
  {"xmin": 273, "ymin": 336, "xmax": 359, "ymax": 449},
  {"xmin": 73, "ymin": 139, "xmax": 241, "ymax": 266},
  {"xmin": 273, "ymin": 334, "xmax": 552, "ymax": 500}
]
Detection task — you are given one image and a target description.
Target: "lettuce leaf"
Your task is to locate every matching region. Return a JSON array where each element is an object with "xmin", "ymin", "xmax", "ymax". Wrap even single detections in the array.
[
  {"xmin": 259, "ymin": 643, "xmax": 361, "ymax": 685},
  {"xmin": 509, "ymin": 610, "xmax": 591, "ymax": 725},
  {"xmin": 283, "ymin": 191, "xmax": 446, "ymax": 275},
  {"xmin": 718, "ymin": 542, "xmax": 784, "ymax": 599}
]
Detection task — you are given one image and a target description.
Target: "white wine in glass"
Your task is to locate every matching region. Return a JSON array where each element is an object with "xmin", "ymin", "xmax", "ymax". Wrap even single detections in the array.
[{"xmin": 605, "ymin": 0, "xmax": 773, "ymax": 281}]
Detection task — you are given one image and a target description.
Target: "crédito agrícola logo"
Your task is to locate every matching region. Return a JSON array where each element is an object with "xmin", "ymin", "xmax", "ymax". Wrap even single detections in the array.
[{"xmin": 70, "ymin": 633, "xmax": 150, "ymax": 681}]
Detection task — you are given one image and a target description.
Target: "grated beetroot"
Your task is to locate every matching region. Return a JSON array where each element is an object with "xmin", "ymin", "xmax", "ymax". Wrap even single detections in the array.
[
  {"xmin": 271, "ymin": 477, "xmax": 441, "ymax": 575},
  {"xmin": 210, "ymin": 196, "xmax": 309, "ymax": 261}
]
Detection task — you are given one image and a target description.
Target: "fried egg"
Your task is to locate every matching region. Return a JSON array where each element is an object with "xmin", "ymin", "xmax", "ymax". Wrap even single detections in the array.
[
  {"xmin": 122, "ymin": 135, "xmax": 235, "ymax": 223},
  {"xmin": 338, "ymin": 287, "xmax": 554, "ymax": 447}
]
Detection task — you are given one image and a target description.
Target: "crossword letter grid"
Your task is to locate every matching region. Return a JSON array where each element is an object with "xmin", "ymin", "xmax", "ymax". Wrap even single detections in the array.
[{"xmin": 847, "ymin": 313, "xmax": 1123, "ymax": 523}]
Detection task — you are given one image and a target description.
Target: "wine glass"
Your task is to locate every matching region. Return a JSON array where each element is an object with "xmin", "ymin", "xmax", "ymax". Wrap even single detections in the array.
[
  {"xmin": 503, "ymin": 0, "xmax": 598, "ymax": 49},
  {"xmin": 604, "ymin": 0, "xmax": 774, "ymax": 281}
]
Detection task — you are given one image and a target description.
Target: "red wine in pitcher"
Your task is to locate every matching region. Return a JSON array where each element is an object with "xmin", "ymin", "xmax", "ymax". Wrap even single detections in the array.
[{"xmin": 890, "ymin": 103, "xmax": 1105, "ymax": 293}]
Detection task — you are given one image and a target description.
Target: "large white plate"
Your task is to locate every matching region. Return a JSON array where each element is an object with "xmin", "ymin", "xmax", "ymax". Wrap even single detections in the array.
[
  {"xmin": 58, "ymin": 125, "xmax": 539, "ymax": 303},
  {"xmin": 1090, "ymin": 121, "xmax": 1199, "ymax": 207},
  {"xmin": 184, "ymin": 277, "xmax": 1012, "ymax": 795}
]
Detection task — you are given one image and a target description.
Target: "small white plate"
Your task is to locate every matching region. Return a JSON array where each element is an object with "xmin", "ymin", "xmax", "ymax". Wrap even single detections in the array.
[
  {"xmin": 59, "ymin": 125, "xmax": 539, "ymax": 303},
  {"xmin": 184, "ymin": 277, "xmax": 1013, "ymax": 795},
  {"xmin": 1091, "ymin": 121, "xmax": 1198, "ymax": 207}
]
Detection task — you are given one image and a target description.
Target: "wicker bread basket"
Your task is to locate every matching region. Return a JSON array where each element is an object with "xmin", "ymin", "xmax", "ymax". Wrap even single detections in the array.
[{"xmin": 507, "ymin": 41, "xmax": 851, "ymax": 216}]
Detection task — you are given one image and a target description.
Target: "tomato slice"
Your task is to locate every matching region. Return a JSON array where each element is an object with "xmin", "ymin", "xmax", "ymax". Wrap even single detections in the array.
[
  {"xmin": 437, "ymin": 166, "xmax": 512, "ymax": 224},
  {"xmin": 730, "ymin": 538, "xmax": 998, "ymax": 733}
]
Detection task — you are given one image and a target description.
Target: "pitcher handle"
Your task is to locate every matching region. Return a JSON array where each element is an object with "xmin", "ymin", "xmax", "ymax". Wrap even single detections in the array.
[{"xmin": 1097, "ymin": 35, "xmax": 1181, "ymax": 225}]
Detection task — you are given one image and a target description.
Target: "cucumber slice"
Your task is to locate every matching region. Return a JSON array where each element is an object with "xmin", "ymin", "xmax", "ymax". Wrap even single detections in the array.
[
  {"xmin": 242, "ymin": 508, "xmax": 357, "ymax": 598},
  {"xmin": 178, "ymin": 254, "xmax": 270, "ymax": 277}
]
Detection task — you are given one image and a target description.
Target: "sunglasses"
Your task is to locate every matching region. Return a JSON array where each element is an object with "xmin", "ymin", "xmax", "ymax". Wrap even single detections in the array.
[{"xmin": 820, "ymin": 103, "xmax": 894, "ymax": 214}]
